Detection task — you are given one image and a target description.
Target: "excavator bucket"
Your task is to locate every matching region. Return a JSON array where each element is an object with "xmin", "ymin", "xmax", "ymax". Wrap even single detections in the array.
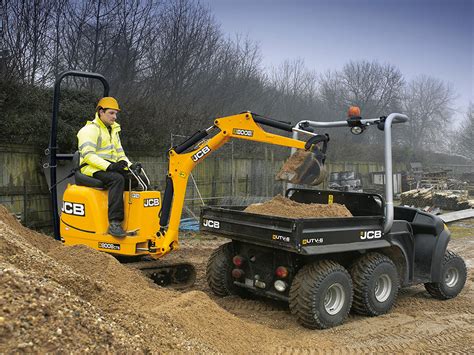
[{"xmin": 276, "ymin": 149, "xmax": 327, "ymax": 186}]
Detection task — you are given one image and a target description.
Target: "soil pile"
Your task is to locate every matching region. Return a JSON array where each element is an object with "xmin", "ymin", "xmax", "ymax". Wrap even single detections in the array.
[
  {"xmin": 244, "ymin": 194, "xmax": 352, "ymax": 218},
  {"xmin": 0, "ymin": 205, "xmax": 278, "ymax": 353}
]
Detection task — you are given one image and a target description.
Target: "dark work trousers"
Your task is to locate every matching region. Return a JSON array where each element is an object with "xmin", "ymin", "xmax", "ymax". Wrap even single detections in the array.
[{"xmin": 93, "ymin": 170, "xmax": 142, "ymax": 222}]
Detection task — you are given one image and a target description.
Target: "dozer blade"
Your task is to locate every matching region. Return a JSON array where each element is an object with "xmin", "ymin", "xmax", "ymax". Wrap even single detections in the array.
[
  {"xmin": 276, "ymin": 150, "xmax": 327, "ymax": 185},
  {"xmin": 125, "ymin": 260, "xmax": 196, "ymax": 290}
]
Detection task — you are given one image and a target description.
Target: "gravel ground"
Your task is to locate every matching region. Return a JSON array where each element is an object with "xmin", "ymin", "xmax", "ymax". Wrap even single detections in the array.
[{"xmin": 1, "ymin": 204, "xmax": 472, "ymax": 353}]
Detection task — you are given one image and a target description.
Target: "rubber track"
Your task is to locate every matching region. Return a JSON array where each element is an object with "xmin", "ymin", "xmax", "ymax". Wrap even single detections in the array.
[
  {"xmin": 350, "ymin": 252, "xmax": 399, "ymax": 316},
  {"xmin": 424, "ymin": 250, "xmax": 467, "ymax": 299},
  {"xmin": 289, "ymin": 259, "xmax": 352, "ymax": 329},
  {"xmin": 124, "ymin": 260, "xmax": 196, "ymax": 289}
]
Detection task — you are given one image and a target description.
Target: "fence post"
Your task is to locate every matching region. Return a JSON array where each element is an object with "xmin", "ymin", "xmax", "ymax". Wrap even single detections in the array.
[
  {"xmin": 264, "ymin": 147, "xmax": 269, "ymax": 197},
  {"xmin": 231, "ymin": 141, "xmax": 235, "ymax": 196},
  {"xmin": 271, "ymin": 150, "xmax": 274, "ymax": 196},
  {"xmin": 23, "ymin": 181, "xmax": 28, "ymax": 226}
]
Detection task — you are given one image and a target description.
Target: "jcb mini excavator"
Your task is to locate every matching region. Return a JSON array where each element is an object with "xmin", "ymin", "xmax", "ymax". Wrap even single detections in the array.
[{"xmin": 47, "ymin": 71, "xmax": 327, "ymax": 288}]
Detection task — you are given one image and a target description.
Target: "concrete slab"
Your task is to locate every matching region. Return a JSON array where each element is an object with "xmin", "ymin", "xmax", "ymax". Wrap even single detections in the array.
[{"xmin": 440, "ymin": 209, "xmax": 474, "ymax": 223}]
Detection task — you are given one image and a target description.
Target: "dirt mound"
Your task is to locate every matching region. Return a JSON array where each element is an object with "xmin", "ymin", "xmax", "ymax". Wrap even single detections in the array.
[
  {"xmin": 1, "ymin": 204, "xmax": 473, "ymax": 353},
  {"xmin": 2, "ymin": 204, "xmax": 324, "ymax": 353},
  {"xmin": 244, "ymin": 194, "xmax": 352, "ymax": 218},
  {"xmin": 0, "ymin": 205, "xmax": 268, "ymax": 353}
]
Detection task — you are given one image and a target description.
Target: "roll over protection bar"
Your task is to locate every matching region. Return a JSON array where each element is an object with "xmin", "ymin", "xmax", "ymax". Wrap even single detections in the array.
[
  {"xmin": 48, "ymin": 70, "xmax": 110, "ymax": 241},
  {"xmin": 294, "ymin": 113, "xmax": 408, "ymax": 234}
]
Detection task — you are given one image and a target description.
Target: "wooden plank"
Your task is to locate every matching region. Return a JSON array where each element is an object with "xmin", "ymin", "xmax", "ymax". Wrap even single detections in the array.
[{"xmin": 439, "ymin": 209, "xmax": 474, "ymax": 223}]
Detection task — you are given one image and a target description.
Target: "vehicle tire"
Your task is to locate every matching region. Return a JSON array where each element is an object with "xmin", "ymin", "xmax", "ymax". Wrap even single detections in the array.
[
  {"xmin": 424, "ymin": 250, "xmax": 467, "ymax": 300},
  {"xmin": 206, "ymin": 242, "xmax": 248, "ymax": 297},
  {"xmin": 289, "ymin": 260, "xmax": 353, "ymax": 329},
  {"xmin": 350, "ymin": 252, "xmax": 399, "ymax": 316}
]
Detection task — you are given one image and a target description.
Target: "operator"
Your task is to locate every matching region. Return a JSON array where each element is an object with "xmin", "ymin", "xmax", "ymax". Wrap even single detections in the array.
[{"xmin": 77, "ymin": 97, "xmax": 142, "ymax": 237}]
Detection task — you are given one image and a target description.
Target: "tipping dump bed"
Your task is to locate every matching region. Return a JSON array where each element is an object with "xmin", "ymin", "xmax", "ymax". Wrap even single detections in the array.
[{"xmin": 200, "ymin": 189, "xmax": 389, "ymax": 255}]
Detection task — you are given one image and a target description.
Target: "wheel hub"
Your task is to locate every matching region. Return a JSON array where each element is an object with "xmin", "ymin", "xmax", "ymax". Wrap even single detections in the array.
[
  {"xmin": 445, "ymin": 267, "xmax": 459, "ymax": 288},
  {"xmin": 324, "ymin": 283, "xmax": 345, "ymax": 315},
  {"xmin": 374, "ymin": 274, "xmax": 392, "ymax": 302}
]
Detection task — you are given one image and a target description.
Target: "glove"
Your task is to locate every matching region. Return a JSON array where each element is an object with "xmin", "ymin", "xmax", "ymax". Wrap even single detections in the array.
[
  {"xmin": 107, "ymin": 160, "xmax": 128, "ymax": 172},
  {"xmin": 130, "ymin": 162, "xmax": 142, "ymax": 172}
]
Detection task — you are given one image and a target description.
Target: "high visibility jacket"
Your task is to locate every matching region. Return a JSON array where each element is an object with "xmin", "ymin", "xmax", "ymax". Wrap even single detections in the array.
[{"xmin": 77, "ymin": 113, "xmax": 131, "ymax": 177}]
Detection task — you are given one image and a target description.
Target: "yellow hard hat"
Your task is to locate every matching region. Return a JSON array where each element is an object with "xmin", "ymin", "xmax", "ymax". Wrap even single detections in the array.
[{"xmin": 96, "ymin": 97, "xmax": 120, "ymax": 111}]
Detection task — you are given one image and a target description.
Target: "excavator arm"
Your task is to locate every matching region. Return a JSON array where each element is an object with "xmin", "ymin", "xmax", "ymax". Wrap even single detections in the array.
[{"xmin": 155, "ymin": 112, "xmax": 325, "ymax": 257}]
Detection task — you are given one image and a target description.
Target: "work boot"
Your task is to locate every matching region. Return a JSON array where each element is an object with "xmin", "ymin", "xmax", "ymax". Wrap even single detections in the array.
[{"xmin": 108, "ymin": 220, "xmax": 126, "ymax": 237}]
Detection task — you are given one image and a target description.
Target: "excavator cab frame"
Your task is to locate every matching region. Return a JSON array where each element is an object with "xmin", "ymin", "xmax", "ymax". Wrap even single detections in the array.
[{"xmin": 47, "ymin": 70, "xmax": 110, "ymax": 241}]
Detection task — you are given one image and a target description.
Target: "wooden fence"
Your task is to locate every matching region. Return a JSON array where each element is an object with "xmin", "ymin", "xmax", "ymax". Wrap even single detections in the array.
[{"xmin": 4, "ymin": 143, "xmax": 469, "ymax": 229}]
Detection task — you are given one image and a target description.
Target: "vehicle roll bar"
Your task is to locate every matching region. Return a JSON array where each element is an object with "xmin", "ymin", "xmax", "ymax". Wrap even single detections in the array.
[
  {"xmin": 48, "ymin": 70, "xmax": 110, "ymax": 240},
  {"xmin": 293, "ymin": 113, "xmax": 409, "ymax": 234}
]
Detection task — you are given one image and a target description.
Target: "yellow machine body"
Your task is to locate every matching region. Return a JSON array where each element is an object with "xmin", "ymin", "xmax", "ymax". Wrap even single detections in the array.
[{"xmin": 60, "ymin": 184, "xmax": 162, "ymax": 256}]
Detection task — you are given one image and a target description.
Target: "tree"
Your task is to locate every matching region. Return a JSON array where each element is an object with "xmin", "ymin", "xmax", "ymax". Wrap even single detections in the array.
[
  {"xmin": 1, "ymin": 0, "xmax": 53, "ymax": 84},
  {"xmin": 401, "ymin": 75, "xmax": 455, "ymax": 153},
  {"xmin": 340, "ymin": 60, "xmax": 404, "ymax": 118},
  {"xmin": 456, "ymin": 103, "xmax": 474, "ymax": 160},
  {"xmin": 269, "ymin": 58, "xmax": 319, "ymax": 120}
]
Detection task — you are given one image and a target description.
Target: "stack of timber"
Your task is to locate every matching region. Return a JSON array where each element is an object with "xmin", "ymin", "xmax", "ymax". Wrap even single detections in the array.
[
  {"xmin": 401, "ymin": 188, "xmax": 474, "ymax": 211},
  {"xmin": 400, "ymin": 188, "xmax": 433, "ymax": 207}
]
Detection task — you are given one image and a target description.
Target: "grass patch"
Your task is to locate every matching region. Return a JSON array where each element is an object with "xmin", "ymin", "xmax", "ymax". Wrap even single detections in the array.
[{"xmin": 447, "ymin": 218, "xmax": 474, "ymax": 239}]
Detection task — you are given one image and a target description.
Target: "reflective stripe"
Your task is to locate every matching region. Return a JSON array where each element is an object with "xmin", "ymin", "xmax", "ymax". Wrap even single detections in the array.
[
  {"xmin": 116, "ymin": 148, "xmax": 124, "ymax": 153},
  {"xmin": 81, "ymin": 151, "xmax": 94, "ymax": 158},
  {"xmin": 98, "ymin": 153, "xmax": 114, "ymax": 159},
  {"xmin": 79, "ymin": 142, "xmax": 97, "ymax": 150},
  {"xmin": 97, "ymin": 144, "xmax": 113, "ymax": 151}
]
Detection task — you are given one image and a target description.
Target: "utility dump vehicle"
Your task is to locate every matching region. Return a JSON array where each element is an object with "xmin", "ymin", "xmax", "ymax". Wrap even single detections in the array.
[{"xmin": 202, "ymin": 113, "xmax": 467, "ymax": 329}]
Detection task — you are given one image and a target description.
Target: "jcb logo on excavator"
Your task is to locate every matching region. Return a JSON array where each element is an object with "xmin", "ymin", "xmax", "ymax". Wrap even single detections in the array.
[
  {"xmin": 233, "ymin": 129, "xmax": 254, "ymax": 137},
  {"xmin": 360, "ymin": 230, "xmax": 382, "ymax": 240},
  {"xmin": 144, "ymin": 198, "xmax": 160, "ymax": 207},
  {"xmin": 61, "ymin": 201, "xmax": 85, "ymax": 216},
  {"xmin": 202, "ymin": 219, "xmax": 220, "ymax": 229},
  {"xmin": 192, "ymin": 146, "xmax": 211, "ymax": 162}
]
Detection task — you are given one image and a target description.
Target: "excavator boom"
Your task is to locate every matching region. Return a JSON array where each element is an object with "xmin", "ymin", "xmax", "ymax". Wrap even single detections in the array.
[{"xmin": 157, "ymin": 112, "xmax": 326, "ymax": 258}]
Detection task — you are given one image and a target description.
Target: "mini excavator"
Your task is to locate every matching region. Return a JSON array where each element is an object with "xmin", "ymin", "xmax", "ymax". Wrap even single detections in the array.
[{"xmin": 47, "ymin": 71, "xmax": 328, "ymax": 288}]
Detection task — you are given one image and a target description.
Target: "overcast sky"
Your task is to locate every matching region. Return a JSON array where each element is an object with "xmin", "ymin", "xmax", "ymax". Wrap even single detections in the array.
[{"xmin": 203, "ymin": 0, "xmax": 473, "ymax": 123}]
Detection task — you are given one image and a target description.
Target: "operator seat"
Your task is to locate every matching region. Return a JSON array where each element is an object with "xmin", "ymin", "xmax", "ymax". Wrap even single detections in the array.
[{"xmin": 72, "ymin": 151, "xmax": 104, "ymax": 188}]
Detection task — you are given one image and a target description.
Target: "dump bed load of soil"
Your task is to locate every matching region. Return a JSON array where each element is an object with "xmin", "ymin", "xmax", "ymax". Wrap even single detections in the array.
[{"xmin": 244, "ymin": 194, "xmax": 352, "ymax": 218}]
